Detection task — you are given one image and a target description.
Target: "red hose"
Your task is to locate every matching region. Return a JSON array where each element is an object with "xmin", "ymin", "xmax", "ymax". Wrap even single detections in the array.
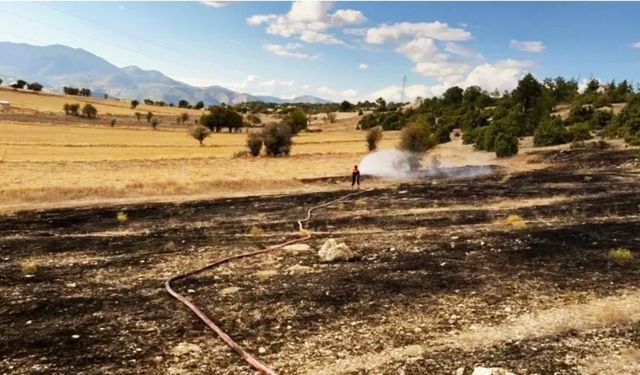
[{"xmin": 165, "ymin": 190, "xmax": 366, "ymax": 374}]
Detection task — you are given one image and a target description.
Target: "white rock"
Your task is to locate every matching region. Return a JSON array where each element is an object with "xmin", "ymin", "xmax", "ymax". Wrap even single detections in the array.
[
  {"xmin": 187, "ymin": 289, "xmax": 196, "ymax": 294},
  {"xmin": 258, "ymin": 347, "xmax": 267, "ymax": 354},
  {"xmin": 283, "ymin": 244, "xmax": 311, "ymax": 252},
  {"xmin": 219, "ymin": 286, "xmax": 240, "ymax": 296},
  {"xmin": 472, "ymin": 367, "xmax": 516, "ymax": 375},
  {"xmin": 71, "ymin": 334, "xmax": 80, "ymax": 339},
  {"xmin": 286, "ymin": 264, "xmax": 313, "ymax": 274},
  {"xmin": 171, "ymin": 342, "xmax": 202, "ymax": 357},
  {"xmin": 254, "ymin": 270, "xmax": 278, "ymax": 279},
  {"xmin": 318, "ymin": 239, "xmax": 354, "ymax": 262}
]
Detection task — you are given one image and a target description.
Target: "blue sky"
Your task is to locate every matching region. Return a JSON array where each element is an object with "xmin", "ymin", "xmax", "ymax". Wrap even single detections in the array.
[{"xmin": 1, "ymin": 1, "xmax": 639, "ymax": 101}]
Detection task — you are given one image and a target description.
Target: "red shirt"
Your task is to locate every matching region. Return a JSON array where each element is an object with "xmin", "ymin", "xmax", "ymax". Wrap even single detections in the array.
[{"xmin": 352, "ymin": 167, "xmax": 359, "ymax": 174}]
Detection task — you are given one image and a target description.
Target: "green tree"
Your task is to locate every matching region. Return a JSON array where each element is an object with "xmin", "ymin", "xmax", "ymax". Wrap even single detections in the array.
[
  {"xmin": 151, "ymin": 118, "xmax": 160, "ymax": 130},
  {"xmin": 81, "ymin": 103, "xmax": 98, "ymax": 119},
  {"xmin": 494, "ymin": 134, "xmax": 519, "ymax": 157},
  {"xmin": 246, "ymin": 132, "xmax": 264, "ymax": 156},
  {"xmin": 110, "ymin": 118, "xmax": 117, "ymax": 127},
  {"xmin": 200, "ymin": 106, "xmax": 243, "ymax": 132},
  {"xmin": 533, "ymin": 117, "xmax": 570, "ymax": 146},
  {"xmin": 442, "ymin": 86, "xmax": 463, "ymax": 106},
  {"xmin": 284, "ymin": 108, "xmax": 308, "ymax": 134},
  {"xmin": 130, "ymin": 100, "xmax": 139, "ymax": 109},
  {"xmin": 180, "ymin": 112, "xmax": 189, "ymax": 124},
  {"xmin": 340, "ymin": 100, "xmax": 354, "ymax": 112},
  {"xmin": 375, "ymin": 97, "xmax": 387, "ymax": 112},
  {"xmin": 178, "ymin": 99, "xmax": 190, "ymax": 108},
  {"xmin": 27, "ymin": 82, "xmax": 43, "ymax": 92},
  {"xmin": 190, "ymin": 124, "xmax": 211, "ymax": 146},
  {"xmin": 512, "ymin": 73, "xmax": 543, "ymax": 112},
  {"xmin": 246, "ymin": 113, "xmax": 262, "ymax": 126},
  {"xmin": 400, "ymin": 122, "xmax": 436, "ymax": 153},
  {"xmin": 585, "ymin": 78, "xmax": 600, "ymax": 94},
  {"xmin": 194, "ymin": 101, "xmax": 205, "ymax": 110},
  {"xmin": 11, "ymin": 79, "xmax": 27, "ymax": 89},
  {"xmin": 146, "ymin": 111, "xmax": 154, "ymax": 123}
]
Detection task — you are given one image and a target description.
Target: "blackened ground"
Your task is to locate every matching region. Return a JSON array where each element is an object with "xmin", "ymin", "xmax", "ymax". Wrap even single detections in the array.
[{"xmin": 1, "ymin": 148, "xmax": 639, "ymax": 374}]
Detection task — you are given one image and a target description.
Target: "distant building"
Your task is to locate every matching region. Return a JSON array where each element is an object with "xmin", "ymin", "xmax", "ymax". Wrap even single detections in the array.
[{"xmin": 0, "ymin": 100, "xmax": 10, "ymax": 110}]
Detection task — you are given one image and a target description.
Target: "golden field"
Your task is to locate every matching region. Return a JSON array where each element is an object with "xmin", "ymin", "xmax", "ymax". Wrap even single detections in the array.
[
  {"xmin": 0, "ymin": 118, "xmax": 400, "ymax": 211},
  {"xmin": 0, "ymin": 86, "xmax": 203, "ymax": 116}
]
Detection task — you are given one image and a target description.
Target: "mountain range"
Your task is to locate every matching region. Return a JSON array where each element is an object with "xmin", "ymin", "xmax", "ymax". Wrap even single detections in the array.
[{"xmin": 0, "ymin": 42, "xmax": 330, "ymax": 105}]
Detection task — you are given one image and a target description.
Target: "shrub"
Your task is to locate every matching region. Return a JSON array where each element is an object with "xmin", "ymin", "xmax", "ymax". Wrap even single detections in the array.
[
  {"xmin": 247, "ymin": 133, "xmax": 263, "ymax": 156},
  {"xmin": 201, "ymin": 106, "xmax": 243, "ymax": 132},
  {"xmin": 134, "ymin": 112, "xmax": 142, "ymax": 121},
  {"xmin": 190, "ymin": 125, "xmax": 211, "ymax": 146},
  {"xmin": 146, "ymin": 111, "xmax": 153, "ymax": 123},
  {"xmin": 110, "ymin": 118, "xmax": 116, "ymax": 127},
  {"xmin": 27, "ymin": 82, "xmax": 43, "ymax": 92},
  {"xmin": 81, "ymin": 103, "xmax": 98, "ymax": 119},
  {"xmin": 568, "ymin": 123, "xmax": 593, "ymax": 141},
  {"xmin": 284, "ymin": 108, "xmax": 308, "ymax": 134},
  {"xmin": 494, "ymin": 133, "xmax": 519, "ymax": 157},
  {"xmin": 180, "ymin": 112, "xmax": 189, "ymax": 124},
  {"xmin": 151, "ymin": 118, "xmax": 159, "ymax": 130},
  {"xmin": 130, "ymin": 100, "xmax": 139, "ymax": 109},
  {"xmin": 609, "ymin": 248, "xmax": 633, "ymax": 263},
  {"xmin": 399, "ymin": 122, "xmax": 435, "ymax": 154},
  {"xmin": 262, "ymin": 123, "xmax": 293, "ymax": 156},
  {"xmin": 533, "ymin": 117, "xmax": 570, "ymax": 146},
  {"xmin": 116, "ymin": 211, "xmax": 128, "ymax": 224},
  {"xmin": 326, "ymin": 112, "xmax": 337, "ymax": 123},
  {"xmin": 366, "ymin": 127, "xmax": 383, "ymax": 151},
  {"xmin": 590, "ymin": 110, "xmax": 613, "ymax": 129}
]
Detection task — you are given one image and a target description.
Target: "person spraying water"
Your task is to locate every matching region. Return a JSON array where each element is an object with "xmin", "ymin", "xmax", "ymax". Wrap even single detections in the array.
[{"xmin": 351, "ymin": 165, "xmax": 360, "ymax": 189}]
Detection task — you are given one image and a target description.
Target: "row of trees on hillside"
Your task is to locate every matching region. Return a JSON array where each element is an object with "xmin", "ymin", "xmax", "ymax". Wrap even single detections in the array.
[
  {"xmin": 358, "ymin": 74, "xmax": 640, "ymax": 158},
  {"xmin": 63, "ymin": 103, "xmax": 97, "ymax": 118},
  {"xmin": 63, "ymin": 87, "xmax": 91, "ymax": 97},
  {"xmin": 0, "ymin": 78, "xmax": 43, "ymax": 92}
]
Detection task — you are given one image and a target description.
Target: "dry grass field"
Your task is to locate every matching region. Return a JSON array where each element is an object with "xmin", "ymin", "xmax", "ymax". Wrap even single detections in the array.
[{"xmin": 0, "ymin": 86, "xmax": 203, "ymax": 116}]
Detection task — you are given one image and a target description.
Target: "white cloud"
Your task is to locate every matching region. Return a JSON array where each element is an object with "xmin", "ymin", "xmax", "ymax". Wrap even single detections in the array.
[
  {"xmin": 369, "ymin": 59, "xmax": 532, "ymax": 102},
  {"xmin": 445, "ymin": 42, "xmax": 482, "ymax": 58},
  {"xmin": 199, "ymin": 1, "xmax": 228, "ymax": 8},
  {"xmin": 341, "ymin": 89, "xmax": 358, "ymax": 98},
  {"xmin": 632, "ymin": 42, "xmax": 640, "ymax": 49},
  {"xmin": 365, "ymin": 21, "xmax": 471, "ymax": 44},
  {"xmin": 414, "ymin": 59, "xmax": 471, "ymax": 84},
  {"xmin": 369, "ymin": 84, "xmax": 448, "ymax": 102},
  {"xmin": 358, "ymin": 63, "xmax": 368, "ymax": 70},
  {"xmin": 462, "ymin": 59, "xmax": 532, "ymax": 92},
  {"xmin": 510, "ymin": 39, "xmax": 545, "ymax": 53},
  {"xmin": 247, "ymin": 1, "xmax": 366, "ymax": 45},
  {"xmin": 395, "ymin": 37, "xmax": 439, "ymax": 63},
  {"xmin": 317, "ymin": 86, "xmax": 336, "ymax": 96},
  {"xmin": 263, "ymin": 43, "xmax": 318, "ymax": 59}
]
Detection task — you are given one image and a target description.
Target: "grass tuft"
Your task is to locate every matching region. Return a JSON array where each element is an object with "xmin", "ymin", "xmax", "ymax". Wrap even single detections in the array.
[
  {"xmin": 248, "ymin": 225, "xmax": 264, "ymax": 237},
  {"xmin": 505, "ymin": 214, "xmax": 527, "ymax": 230},
  {"xmin": 609, "ymin": 248, "xmax": 634, "ymax": 263},
  {"xmin": 20, "ymin": 259, "xmax": 38, "ymax": 275},
  {"xmin": 116, "ymin": 211, "xmax": 128, "ymax": 224}
]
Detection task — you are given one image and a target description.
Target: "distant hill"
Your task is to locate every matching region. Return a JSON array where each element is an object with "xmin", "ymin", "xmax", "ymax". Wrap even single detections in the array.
[{"xmin": 0, "ymin": 42, "xmax": 330, "ymax": 105}]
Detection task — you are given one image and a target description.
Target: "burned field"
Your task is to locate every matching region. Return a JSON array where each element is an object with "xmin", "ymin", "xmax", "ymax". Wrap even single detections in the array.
[{"xmin": 2, "ymin": 148, "xmax": 640, "ymax": 374}]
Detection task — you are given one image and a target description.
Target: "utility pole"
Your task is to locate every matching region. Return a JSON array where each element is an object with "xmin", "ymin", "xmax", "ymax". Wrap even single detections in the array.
[{"xmin": 400, "ymin": 75, "xmax": 407, "ymax": 102}]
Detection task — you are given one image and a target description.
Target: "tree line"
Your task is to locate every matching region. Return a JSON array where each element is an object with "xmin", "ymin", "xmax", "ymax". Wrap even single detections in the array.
[{"xmin": 359, "ymin": 75, "xmax": 640, "ymax": 158}]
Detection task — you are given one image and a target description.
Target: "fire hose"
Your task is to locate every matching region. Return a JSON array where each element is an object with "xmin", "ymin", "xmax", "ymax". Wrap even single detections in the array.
[{"xmin": 165, "ymin": 189, "xmax": 367, "ymax": 374}]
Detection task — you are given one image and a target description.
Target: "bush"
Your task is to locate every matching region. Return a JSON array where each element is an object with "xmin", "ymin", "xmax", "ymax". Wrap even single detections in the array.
[
  {"xmin": 494, "ymin": 133, "xmax": 519, "ymax": 157},
  {"xmin": 590, "ymin": 110, "xmax": 613, "ymax": 129},
  {"xmin": 110, "ymin": 118, "xmax": 116, "ymax": 127},
  {"xmin": 284, "ymin": 108, "xmax": 308, "ymax": 134},
  {"xmin": 568, "ymin": 123, "xmax": 593, "ymax": 141},
  {"xmin": 533, "ymin": 117, "xmax": 569, "ymax": 146},
  {"xmin": 399, "ymin": 122, "xmax": 436, "ymax": 154},
  {"xmin": 262, "ymin": 123, "xmax": 293, "ymax": 156},
  {"xmin": 366, "ymin": 127, "xmax": 383, "ymax": 152},
  {"xmin": 247, "ymin": 132, "xmax": 263, "ymax": 156},
  {"xmin": 130, "ymin": 100, "xmax": 139, "ymax": 109},
  {"xmin": 190, "ymin": 125, "xmax": 211, "ymax": 146},
  {"xmin": 151, "ymin": 118, "xmax": 159, "ymax": 130},
  {"xmin": 146, "ymin": 111, "xmax": 153, "ymax": 123},
  {"xmin": 81, "ymin": 104, "xmax": 98, "ymax": 119}
]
